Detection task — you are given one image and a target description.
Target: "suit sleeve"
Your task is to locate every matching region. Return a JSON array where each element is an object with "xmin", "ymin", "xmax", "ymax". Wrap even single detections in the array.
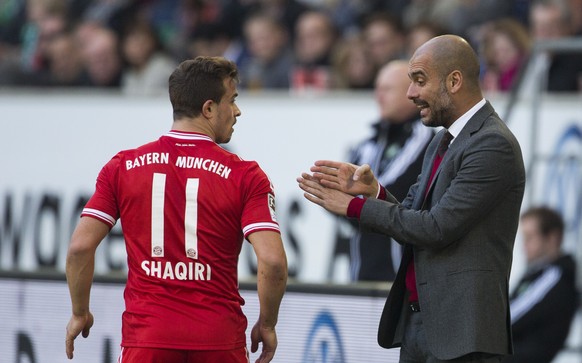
[{"xmin": 359, "ymin": 129, "xmax": 524, "ymax": 249}]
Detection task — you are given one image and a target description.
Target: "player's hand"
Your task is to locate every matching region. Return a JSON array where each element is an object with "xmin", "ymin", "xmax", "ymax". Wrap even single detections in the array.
[
  {"xmin": 250, "ymin": 322, "xmax": 277, "ymax": 363},
  {"xmin": 65, "ymin": 312, "xmax": 94, "ymax": 359},
  {"xmin": 309, "ymin": 160, "xmax": 378, "ymax": 198}
]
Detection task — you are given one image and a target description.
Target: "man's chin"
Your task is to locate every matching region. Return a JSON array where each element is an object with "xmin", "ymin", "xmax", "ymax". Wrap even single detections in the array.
[{"xmin": 420, "ymin": 117, "xmax": 434, "ymax": 127}]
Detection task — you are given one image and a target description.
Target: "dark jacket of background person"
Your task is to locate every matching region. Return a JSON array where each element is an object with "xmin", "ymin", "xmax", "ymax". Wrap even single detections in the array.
[{"xmin": 504, "ymin": 254, "xmax": 579, "ymax": 363}]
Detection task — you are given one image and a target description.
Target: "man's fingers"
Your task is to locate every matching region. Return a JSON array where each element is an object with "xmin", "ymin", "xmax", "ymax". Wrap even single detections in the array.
[
  {"xmin": 312, "ymin": 172, "xmax": 339, "ymax": 185},
  {"xmin": 310, "ymin": 165, "xmax": 338, "ymax": 177},
  {"xmin": 65, "ymin": 338, "xmax": 74, "ymax": 359},
  {"xmin": 303, "ymin": 192, "xmax": 324, "ymax": 206},
  {"xmin": 353, "ymin": 164, "xmax": 371, "ymax": 181},
  {"xmin": 298, "ymin": 176, "xmax": 321, "ymax": 193},
  {"xmin": 256, "ymin": 351, "xmax": 275, "ymax": 363},
  {"xmin": 82, "ymin": 314, "xmax": 93, "ymax": 338},
  {"xmin": 65, "ymin": 323, "xmax": 77, "ymax": 360},
  {"xmin": 250, "ymin": 325, "xmax": 260, "ymax": 353},
  {"xmin": 300, "ymin": 172, "xmax": 341, "ymax": 190},
  {"xmin": 66, "ymin": 313, "xmax": 93, "ymax": 359},
  {"xmin": 82, "ymin": 326, "xmax": 91, "ymax": 338},
  {"xmin": 314, "ymin": 160, "xmax": 342, "ymax": 169},
  {"xmin": 297, "ymin": 180, "xmax": 324, "ymax": 203},
  {"xmin": 300, "ymin": 172, "xmax": 318, "ymax": 181},
  {"xmin": 298, "ymin": 181, "xmax": 321, "ymax": 203}
]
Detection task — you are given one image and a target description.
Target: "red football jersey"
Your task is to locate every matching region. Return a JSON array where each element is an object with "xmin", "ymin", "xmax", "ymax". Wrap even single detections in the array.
[{"xmin": 82, "ymin": 130, "xmax": 280, "ymax": 350}]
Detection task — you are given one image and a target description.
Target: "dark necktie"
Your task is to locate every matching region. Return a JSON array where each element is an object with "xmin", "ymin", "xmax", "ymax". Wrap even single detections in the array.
[
  {"xmin": 437, "ymin": 131, "xmax": 454, "ymax": 157},
  {"xmin": 407, "ymin": 131, "xmax": 454, "ymax": 304},
  {"xmin": 424, "ymin": 131, "xmax": 454, "ymax": 198}
]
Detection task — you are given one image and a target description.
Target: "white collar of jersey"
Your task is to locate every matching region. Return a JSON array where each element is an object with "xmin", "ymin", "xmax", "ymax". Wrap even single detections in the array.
[{"xmin": 166, "ymin": 130, "xmax": 214, "ymax": 142}]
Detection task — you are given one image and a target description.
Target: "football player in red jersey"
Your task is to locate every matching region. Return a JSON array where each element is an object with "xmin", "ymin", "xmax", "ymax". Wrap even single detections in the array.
[{"xmin": 65, "ymin": 56, "xmax": 288, "ymax": 363}]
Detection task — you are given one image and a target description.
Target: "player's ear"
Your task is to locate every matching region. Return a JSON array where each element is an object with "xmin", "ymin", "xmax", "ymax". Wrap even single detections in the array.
[{"xmin": 201, "ymin": 99, "xmax": 215, "ymax": 118}]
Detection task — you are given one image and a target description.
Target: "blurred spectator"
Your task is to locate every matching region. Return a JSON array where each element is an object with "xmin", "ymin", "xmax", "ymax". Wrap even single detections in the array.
[
  {"xmin": 480, "ymin": 18, "xmax": 531, "ymax": 93},
  {"xmin": 402, "ymin": 0, "xmax": 448, "ymax": 30},
  {"xmin": 331, "ymin": 60, "xmax": 433, "ymax": 282},
  {"xmin": 361, "ymin": 12, "xmax": 406, "ymax": 78},
  {"xmin": 76, "ymin": 22, "xmax": 122, "ymax": 88},
  {"xmin": 239, "ymin": 11, "xmax": 293, "ymax": 90},
  {"xmin": 44, "ymin": 31, "xmax": 87, "ymax": 86},
  {"xmin": 330, "ymin": 32, "xmax": 375, "ymax": 89},
  {"xmin": 81, "ymin": 0, "xmax": 141, "ymax": 36},
  {"xmin": 0, "ymin": 0, "xmax": 70, "ymax": 86},
  {"xmin": 517, "ymin": 0, "xmax": 582, "ymax": 34},
  {"xmin": 291, "ymin": 9, "xmax": 338, "ymax": 91},
  {"xmin": 529, "ymin": 0, "xmax": 582, "ymax": 92},
  {"xmin": 402, "ymin": 0, "xmax": 512, "ymax": 42},
  {"xmin": 241, "ymin": 0, "xmax": 309, "ymax": 41},
  {"xmin": 0, "ymin": 0, "xmax": 26, "ymax": 75},
  {"xmin": 2, "ymin": 0, "xmax": 581, "ymax": 93},
  {"xmin": 23, "ymin": 0, "xmax": 69, "ymax": 71},
  {"xmin": 120, "ymin": 18, "xmax": 176, "ymax": 96},
  {"xmin": 138, "ymin": 0, "xmax": 181, "ymax": 52},
  {"xmin": 325, "ymin": 0, "xmax": 408, "ymax": 37},
  {"xmin": 149, "ymin": 0, "xmax": 244, "ymax": 63},
  {"xmin": 571, "ymin": 0, "xmax": 582, "ymax": 35},
  {"xmin": 326, "ymin": 0, "xmax": 380, "ymax": 36},
  {"xmin": 503, "ymin": 206, "xmax": 579, "ymax": 363},
  {"xmin": 510, "ymin": 0, "xmax": 531, "ymax": 26},
  {"xmin": 404, "ymin": 20, "xmax": 448, "ymax": 59},
  {"xmin": 187, "ymin": 23, "xmax": 247, "ymax": 67},
  {"xmin": 530, "ymin": 0, "xmax": 571, "ymax": 39}
]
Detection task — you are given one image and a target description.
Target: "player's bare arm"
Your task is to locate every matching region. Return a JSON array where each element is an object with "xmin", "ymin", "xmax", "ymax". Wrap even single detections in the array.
[
  {"xmin": 65, "ymin": 217, "xmax": 109, "ymax": 359},
  {"xmin": 248, "ymin": 230, "xmax": 287, "ymax": 363}
]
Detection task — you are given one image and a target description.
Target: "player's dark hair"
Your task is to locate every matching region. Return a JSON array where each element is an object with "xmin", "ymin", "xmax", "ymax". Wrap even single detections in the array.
[{"xmin": 169, "ymin": 56, "xmax": 239, "ymax": 120}]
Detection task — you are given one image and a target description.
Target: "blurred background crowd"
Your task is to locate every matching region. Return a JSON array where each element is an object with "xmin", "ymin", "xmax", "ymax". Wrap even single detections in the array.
[{"xmin": 1, "ymin": 0, "xmax": 582, "ymax": 96}]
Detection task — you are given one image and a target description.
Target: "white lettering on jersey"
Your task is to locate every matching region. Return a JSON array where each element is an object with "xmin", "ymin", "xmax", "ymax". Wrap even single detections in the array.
[
  {"xmin": 141, "ymin": 260, "xmax": 212, "ymax": 281},
  {"xmin": 175, "ymin": 156, "xmax": 232, "ymax": 179},
  {"xmin": 126, "ymin": 152, "xmax": 169, "ymax": 170}
]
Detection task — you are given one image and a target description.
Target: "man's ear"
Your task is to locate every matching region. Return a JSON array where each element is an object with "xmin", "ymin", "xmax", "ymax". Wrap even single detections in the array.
[
  {"xmin": 201, "ymin": 99, "xmax": 215, "ymax": 119},
  {"xmin": 448, "ymin": 70, "xmax": 463, "ymax": 94}
]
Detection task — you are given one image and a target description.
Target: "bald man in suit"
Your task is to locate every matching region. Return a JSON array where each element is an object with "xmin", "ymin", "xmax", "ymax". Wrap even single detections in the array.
[{"xmin": 298, "ymin": 35, "xmax": 526, "ymax": 362}]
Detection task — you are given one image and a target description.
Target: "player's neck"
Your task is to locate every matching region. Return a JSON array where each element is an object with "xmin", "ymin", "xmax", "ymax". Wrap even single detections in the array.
[{"xmin": 171, "ymin": 118, "xmax": 215, "ymax": 141}]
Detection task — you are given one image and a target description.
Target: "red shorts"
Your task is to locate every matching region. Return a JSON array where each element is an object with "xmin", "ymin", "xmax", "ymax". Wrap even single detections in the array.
[{"xmin": 117, "ymin": 346, "xmax": 249, "ymax": 363}]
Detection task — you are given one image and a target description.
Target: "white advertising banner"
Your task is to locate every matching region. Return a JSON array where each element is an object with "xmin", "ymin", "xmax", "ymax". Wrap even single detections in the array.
[
  {"xmin": 0, "ymin": 277, "xmax": 398, "ymax": 363},
  {"xmin": 0, "ymin": 91, "xmax": 581, "ymax": 285}
]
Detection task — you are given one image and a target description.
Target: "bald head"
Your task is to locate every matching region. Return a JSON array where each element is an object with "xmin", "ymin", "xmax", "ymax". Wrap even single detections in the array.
[
  {"xmin": 413, "ymin": 35, "xmax": 481, "ymax": 91},
  {"xmin": 375, "ymin": 60, "xmax": 418, "ymax": 122},
  {"xmin": 407, "ymin": 35, "xmax": 483, "ymax": 128}
]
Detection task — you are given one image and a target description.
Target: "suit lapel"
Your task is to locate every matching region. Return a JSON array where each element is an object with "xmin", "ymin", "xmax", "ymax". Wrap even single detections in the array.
[{"xmin": 414, "ymin": 101, "xmax": 496, "ymax": 209}]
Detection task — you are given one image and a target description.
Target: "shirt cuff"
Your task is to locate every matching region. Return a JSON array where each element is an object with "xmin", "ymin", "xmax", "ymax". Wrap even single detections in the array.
[
  {"xmin": 347, "ymin": 197, "xmax": 366, "ymax": 219},
  {"xmin": 376, "ymin": 181, "xmax": 386, "ymax": 200}
]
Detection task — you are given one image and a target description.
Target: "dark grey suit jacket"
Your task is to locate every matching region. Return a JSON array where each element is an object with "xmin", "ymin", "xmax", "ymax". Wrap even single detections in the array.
[{"xmin": 359, "ymin": 101, "xmax": 526, "ymax": 359}]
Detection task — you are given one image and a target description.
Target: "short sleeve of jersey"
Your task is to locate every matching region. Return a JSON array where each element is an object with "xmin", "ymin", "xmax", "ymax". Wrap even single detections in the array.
[
  {"xmin": 81, "ymin": 154, "xmax": 121, "ymax": 228},
  {"xmin": 241, "ymin": 162, "xmax": 280, "ymax": 238}
]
